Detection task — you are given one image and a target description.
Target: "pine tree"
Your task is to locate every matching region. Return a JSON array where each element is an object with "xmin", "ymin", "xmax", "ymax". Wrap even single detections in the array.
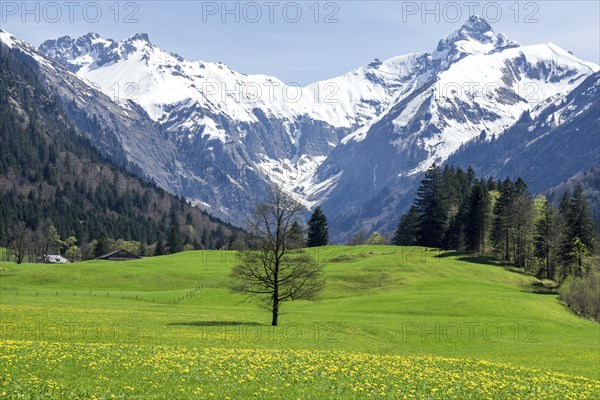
[
  {"xmin": 511, "ymin": 192, "xmax": 534, "ymax": 268},
  {"xmin": 289, "ymin": 220, "xmax": 306, "ymax": 249},
  {"xmin": 139, "ymin": 242, "xmax": 147, "ymax": 257},
  {"xmin": 94, "ymin": 233, "xmax": 110, "ymax": 258},
  {"xmin": 392, "ymin": 206, "xmax": 419, "ymax": 246},
  {"xmin": 154, "ymin": 241, "xmax": 166, "ymax": 256},
  {"xmin": 562, "ymin": 184, "xmax": 595, "ymax": 274},
  {"xmin": 466, "ymin": 166, "xmax": 477, "ymax": 187},
  {"xmin": 167, "ymin": 224, "xmax": 184, "ymax": 254},
  {"xmin": 486, "ymin": 176, "xmax": 497, "ymax": 191},
  {"xmin": 47, "ymin": 224, "xmax": 63, "ymax": 255},
  {"xmin": 557, "ymin": 192, "xmax": 572, "ymax": 278},
  {"xmin": 492, "ymin": 178, "xmax": 515, "ymax": 260},
  {"xmin": 444, "ymin": 212, "xmax": 466, "ymax": 251},
  {"xmin": 307, "ymin": 207, "xmax": 329, "ymax": 247},
  {"xmin": 415, "ymin": 165, "xmax": 448, "ymax": 248},
  {"xmin": 534, "ymin": 198, "xmax": 557, "ymax": 279},
  {"xmin": 513, "ymin": 177, "xmax": 529, "ymax": 197},
  {"xmin": 464, "ymin": 180, "xmax": 490, "ymax": 253}
]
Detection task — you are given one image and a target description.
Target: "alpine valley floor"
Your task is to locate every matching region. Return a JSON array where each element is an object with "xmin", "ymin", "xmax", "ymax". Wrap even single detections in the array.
[{"xmin": 0, "ymin": 246, "xmax": 598, "ymax": 398}]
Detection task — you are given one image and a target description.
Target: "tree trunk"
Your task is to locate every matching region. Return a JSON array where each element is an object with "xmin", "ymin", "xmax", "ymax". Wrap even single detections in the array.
[
  {"xmin": 272, "ymin": 259, "xmax": 279, "ymax": 326},
  {"xmin": 546, "ymin": 241, "xmax": 552, "ymax": 280},
  {"xmin": 271, "ymin": 296, "xmax": 279, "ymax": 326}
]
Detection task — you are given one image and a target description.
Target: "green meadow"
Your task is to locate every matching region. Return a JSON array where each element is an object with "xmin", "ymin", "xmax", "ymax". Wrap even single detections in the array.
[{"xmin": 0, "ymin": 246, "xmax": 598, "ymax": 398}]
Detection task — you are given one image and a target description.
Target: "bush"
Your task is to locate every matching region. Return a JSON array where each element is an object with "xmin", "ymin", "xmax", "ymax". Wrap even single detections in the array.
[
  {"xmin": 560, "ymin": 273, "xmax": 600, "ymax": 322},
  {"xmin": 366, "ymin": 231, "xmax": 388, "ymax": 245}
]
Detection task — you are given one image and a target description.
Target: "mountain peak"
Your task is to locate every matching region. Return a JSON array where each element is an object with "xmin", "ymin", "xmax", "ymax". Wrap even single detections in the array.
[
  {"xmin": 126, "ymin": 33, "xmax": 151, "ymax": 44},
  {"xmin": 82, "ymin": 32, "xmax": 101, "ymax": 40},
  {"xmin": 435, "ymin": 15, "xmax": 519, "ymax": 59},
  {"xmin": 461, "ymin": 15, "xmax": 493, "ymax": 37},
  {"xmin": 440, "ymin": 15, "xmax": 495, "ymax": 48}
]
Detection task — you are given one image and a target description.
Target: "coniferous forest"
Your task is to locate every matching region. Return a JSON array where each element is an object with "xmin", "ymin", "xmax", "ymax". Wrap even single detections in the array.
[
  {"xmin": 392, "ymin": 164, "xmax": 598, "ymax": 320},
  {"xmin": 0, "ymin": 42, "xmax": 239, "ymax": 261}
]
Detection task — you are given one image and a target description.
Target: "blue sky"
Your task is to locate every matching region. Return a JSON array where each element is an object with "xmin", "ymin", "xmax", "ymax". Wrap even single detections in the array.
[{"xmin": 2, "ymin": 1, "xmax": 599, "ymax": 84}]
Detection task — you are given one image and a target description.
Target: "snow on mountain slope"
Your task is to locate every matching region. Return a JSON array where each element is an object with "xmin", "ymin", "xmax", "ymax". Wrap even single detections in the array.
[
  {"xmin": 40, "ymin": 32, "xmax": 417, "ymax": 130},
  {"xmin": 38, "ymin": 29, "xmax": 432, "ymax": 215},
  {"xmin": 407, "ymin": 42, "xmax": 598, "ymax": 171},
  {"xmin": 313, "ymin": 17, "xmax": 598, "ymax": 238},
  {"xmin": 1, "ymin": 29, "xmax": 180, "ymax": 193},
  {"xmin": 339, "ymin": 18, "xmax": 597, "ymax": 174},
  {"xmin": 446, "ymin": 71, "xmax": 600, "ymax": 194},
  {"xmin": 31, "ymin": 16, "xmax": 600, "ymax": 237},
  {"xmin": 1, "ymin": 29, "xmax": 61, "ymax": 72}
]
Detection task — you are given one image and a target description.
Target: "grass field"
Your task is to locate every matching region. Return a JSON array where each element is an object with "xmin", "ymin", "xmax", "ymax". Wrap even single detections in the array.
[{"xmin": 0, "ymin": 246, "xmax": 598, "ymax": 398}]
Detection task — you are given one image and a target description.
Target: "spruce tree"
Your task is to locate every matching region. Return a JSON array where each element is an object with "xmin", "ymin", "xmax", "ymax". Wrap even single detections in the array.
[
  {"xmin": 563, "ymin": 184, "xmax": 595, "ymax": 273},
  {"xmin": 466, "ymin": 166, "xmax": 477, "ymax": 187},
  {"xmin": 464, "ymin": 180, "xmax": 490, "ymax": 253},
  {"xmin": 534, "ymin": 198, "xmax": 557, "ymax": 279},
  {"xmin": 415, "ymin": 165, "xmax": 448, "ymax": 248},
  {"xmin": 139, "ymin": 242, "xmax": 147, "ymax": 257},
  {"xmin": 492, "ymin": 178, "xmax": 515, "ymax": 260},
  {"xmin": 154, "ymin": 241, "xmax": 166, "ymax": 256},
  {"xmin": 392, "ymin": 206, "xmax": 419, "ymax": 246},
  {"xmin": 557, "ymin": 192, "xmax": 572, "ymax": 278},
  {"xmin": 444, "ymin": 211, "xmax": 466, "ymax": 251},
  {"xmin": 94, "ymin": 233, "xmax": 110, "ymax": 258},
  {"xmin": 289, "ymin": 220, "xmax": 306, "ymax": 249},
  {"xmin": 167, "ymin": 224, "xmax": 184, "ymax": 253},
  {"xmin": 307, "ymin": 207, "xmax": 329, "ymax": 247},
  {"xmin": 511, "ymin": 192, "xmax": 534, "ymax": 268}
]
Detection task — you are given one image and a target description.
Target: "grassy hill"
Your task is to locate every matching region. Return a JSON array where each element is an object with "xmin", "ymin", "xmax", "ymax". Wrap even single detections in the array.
[{"xmin": 0, "ymin": 246, "xmax": 598, "ymax": 398}]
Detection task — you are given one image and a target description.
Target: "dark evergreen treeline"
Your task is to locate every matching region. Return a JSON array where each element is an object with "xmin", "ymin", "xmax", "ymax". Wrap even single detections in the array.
[
  {"xmin": 547, "ymin": 164, "xmax": 600, "ymax": 225},
  {"xmin": 0, "ymin": 42, "xmax": 240, "ymax": 261},
  {"xmin": 307, "ymin": 206, "xmax": 329, "ymax": 247},
  {"xmin": 393, "ymin": 165, "xmax": 597, "ymax": 283}
]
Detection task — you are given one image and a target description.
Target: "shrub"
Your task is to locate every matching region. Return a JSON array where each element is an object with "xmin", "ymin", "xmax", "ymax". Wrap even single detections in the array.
[
  {"xmin": 367, "ymin": 231, "xmax": 388, "ymax": 245},
  {"xmin": 560, "ymin": 273, "xmax": 600, "ymax": 322}
]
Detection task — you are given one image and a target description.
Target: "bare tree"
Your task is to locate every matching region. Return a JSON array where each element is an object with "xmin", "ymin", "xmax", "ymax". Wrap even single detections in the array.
[
  {"xmin": 229, "ymin": 185, "xmax": 324, "ymax": 326},
  {"xmin": 347, "ymin": 229, "xmax": 367, "ymax": 246},
  {"xmin": 9, "ymin": 222, "xmax": 32, "ymax": 264}
]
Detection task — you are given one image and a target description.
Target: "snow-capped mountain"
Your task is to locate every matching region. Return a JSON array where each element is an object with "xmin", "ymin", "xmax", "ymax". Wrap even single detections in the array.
[
  {"xmin": 39, "ymin": 31, "xmax": 415, "ymax": 129},
  {"xmin": 38, "ymin": 26, "xmax": 429, "ymax": 221},
  {"xmin": 0, "ymin": 29, "xmax": 179, "ymax": 193},
  {"xmin": 317, "ymin": 19, "xmax": 598, "ymax": 237},
  {"xmin": 3, "ymin": 15, "xmax": 597, "ymax": 239},
  {"xmin": 446, "ymin": 71, "xmax": 600, "ymax": 193}
]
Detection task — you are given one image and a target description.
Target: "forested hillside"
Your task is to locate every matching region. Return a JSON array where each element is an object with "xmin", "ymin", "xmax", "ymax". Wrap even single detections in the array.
[
  {"xmin": 393, "ymin": 165, "xmax": 597, "ymax": 280},
  {"xmin": 0, "ymin": 45, "xmax": 240, "ymax": 260},
  {"xmin": 391, "ymin": 165, "xmax": 598, "ymax": 320},
  {"xmin": 547, "ymin": 164, "xmax": 600, "ymax": 225}
]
